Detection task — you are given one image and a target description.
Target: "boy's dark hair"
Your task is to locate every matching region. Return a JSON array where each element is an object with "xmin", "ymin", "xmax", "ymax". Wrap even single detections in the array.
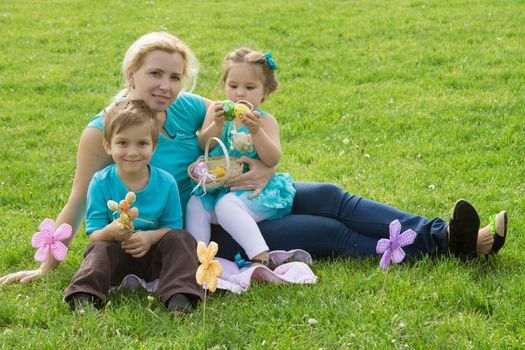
[{"xmin": 104, "ymin": 99, "xmax": 159, "ymax": 146}]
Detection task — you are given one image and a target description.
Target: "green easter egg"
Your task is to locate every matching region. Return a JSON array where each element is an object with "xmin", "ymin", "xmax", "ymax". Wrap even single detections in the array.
[{"xmin": 222, "ymin": 100, "xmax": 236, "ymax": 120}]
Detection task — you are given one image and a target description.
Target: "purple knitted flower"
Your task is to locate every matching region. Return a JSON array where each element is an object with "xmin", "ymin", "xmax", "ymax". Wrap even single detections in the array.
[{"xmin": 376, "ymin": 220, "xmax": 416, "ymax": 270}]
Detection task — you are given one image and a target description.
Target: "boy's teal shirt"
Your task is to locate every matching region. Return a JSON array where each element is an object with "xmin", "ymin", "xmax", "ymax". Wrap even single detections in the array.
[{"xmin": 86, "ymin": 164, "xmax": 182, "ymax": 234}]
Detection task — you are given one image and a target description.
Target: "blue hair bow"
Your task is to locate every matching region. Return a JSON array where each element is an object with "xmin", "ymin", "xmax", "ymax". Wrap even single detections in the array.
[
  {"xmin": 234, "ymin": 252, "xmax": 252, "ymax": 269},
  {"xmin": 264, "ymin": 52, "xmax": 278, "ymax": 70}
]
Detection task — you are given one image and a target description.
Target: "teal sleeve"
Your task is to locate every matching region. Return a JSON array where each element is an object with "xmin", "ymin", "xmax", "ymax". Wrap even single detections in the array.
[
  {"xmin": 158, "ymin": 181, "xmax": 183, "ymax": 230},
  {"xmin": 85, "ymin": 178, "xmax": 111, "ymax": 234},
  {"xmin": 87, "ymin": 112, "xmax": 105, "ymax": 130},
  {"xmin": 180, "ymin": 92, "xmax": 206, "ymax": 132},
  {"xmin": 164, "ymin": 92, "xmax": 206, "ymax": 137}
]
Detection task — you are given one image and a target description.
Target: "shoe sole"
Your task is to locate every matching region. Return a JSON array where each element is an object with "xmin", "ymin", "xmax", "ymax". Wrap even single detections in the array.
[{"xmin": 450, "ymin": 199, "xmax": 480, "ymax": 259}]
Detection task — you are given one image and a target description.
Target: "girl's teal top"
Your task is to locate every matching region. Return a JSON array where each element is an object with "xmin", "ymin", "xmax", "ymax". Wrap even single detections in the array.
[{"xmin": 194, "ymin": 109, "xmax": 295, "ymax": 220}]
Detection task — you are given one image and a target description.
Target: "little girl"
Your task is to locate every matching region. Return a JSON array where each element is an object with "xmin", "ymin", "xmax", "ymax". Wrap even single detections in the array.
[{"xmin": 186, "ymin": 48, "xmax": 295, "ymax": 268}]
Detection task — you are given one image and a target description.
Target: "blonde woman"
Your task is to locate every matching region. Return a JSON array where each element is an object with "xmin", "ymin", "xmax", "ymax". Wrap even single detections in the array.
[{"xmin": 0, "ymin": 32, "xmax": 507, "ymax": 285}]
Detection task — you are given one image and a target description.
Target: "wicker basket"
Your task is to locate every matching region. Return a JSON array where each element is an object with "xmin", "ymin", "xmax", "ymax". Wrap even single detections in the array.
[{"xmin": 188, "ymin": 137, "xmax": 244, "ymax": 190}]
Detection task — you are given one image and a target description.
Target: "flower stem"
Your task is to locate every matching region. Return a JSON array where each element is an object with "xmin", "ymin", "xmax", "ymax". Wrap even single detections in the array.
[
  {"xmin": 380, "ymin": 266, "xmax": 389, "ymax": 301},
  {"xmin": 203, "ymin": 288, "xmax": 208, "ymax": 348}
]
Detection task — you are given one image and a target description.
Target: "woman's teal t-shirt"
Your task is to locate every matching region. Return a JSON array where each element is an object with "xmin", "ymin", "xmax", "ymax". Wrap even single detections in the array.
[{"xmin": 87, "ymin": 92, "xmax": 206, "ymax": 210}]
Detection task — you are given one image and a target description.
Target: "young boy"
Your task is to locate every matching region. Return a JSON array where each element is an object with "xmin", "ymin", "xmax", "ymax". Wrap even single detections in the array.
[{"xmin": 64, "ymin": 99, "xmax": 203, "ymax": 314}]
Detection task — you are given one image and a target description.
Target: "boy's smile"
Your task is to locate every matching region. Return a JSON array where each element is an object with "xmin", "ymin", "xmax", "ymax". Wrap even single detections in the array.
[{"xmin": 104, "ymin": 122, "xmax": 155, "ymax": 180}]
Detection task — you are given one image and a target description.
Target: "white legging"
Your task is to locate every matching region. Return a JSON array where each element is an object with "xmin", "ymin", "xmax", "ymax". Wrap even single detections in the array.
[{"xmin": 185, "ymin": 193, "xmax": 270, "ymax": 259}]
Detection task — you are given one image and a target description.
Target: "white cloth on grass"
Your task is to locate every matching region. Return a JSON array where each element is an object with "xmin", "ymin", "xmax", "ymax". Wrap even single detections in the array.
[{"xmin": 119, "ymin": 249, "xmax": 317, "ymax": 294}]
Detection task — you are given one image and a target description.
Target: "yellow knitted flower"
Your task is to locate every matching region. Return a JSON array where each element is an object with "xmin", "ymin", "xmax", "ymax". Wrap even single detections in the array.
[{"xmin": 195, "ymin": 241, "xmax": 223, "ymax": 292}]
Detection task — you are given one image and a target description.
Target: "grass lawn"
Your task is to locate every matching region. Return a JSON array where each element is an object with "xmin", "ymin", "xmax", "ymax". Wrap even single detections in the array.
[{"xmin": 1, "ymin": 0, "xmax": 524, "ymax": 348}]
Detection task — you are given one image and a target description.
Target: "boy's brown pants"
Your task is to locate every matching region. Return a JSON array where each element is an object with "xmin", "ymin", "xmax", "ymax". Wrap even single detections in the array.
[{"xmin": 64, "ymin": 230, "xmax": 203, "ymax": 305}]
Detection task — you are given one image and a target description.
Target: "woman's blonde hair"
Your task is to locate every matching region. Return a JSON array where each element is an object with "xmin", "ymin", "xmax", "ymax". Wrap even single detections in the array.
[
  {"xmin": 116, "ymin": 32, "xmax": 198, "ymax": 99},
  {"xmin": 219, "ymin": 48, "xmax": 278, "ymax": 99}
]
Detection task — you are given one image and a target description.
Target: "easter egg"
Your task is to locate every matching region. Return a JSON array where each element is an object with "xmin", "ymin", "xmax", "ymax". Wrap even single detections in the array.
[
  {"xmin": 234, "ymin": 103, "xmax": 251, "ymax": 118},
  {"xmin": 120, "ymin": 212, "xmax": 129, "ymax": 225},
  {"xmin": 107, "ymin": 200, "xmax": 119, "ymax": 212},
  {"xmin": 192, "ymin": 161, "xmax": 209, "ymax": 178},
  {"xmin": 222, "ymin": 100, "xmax": 236, "ymax": 120},
  {"xmin": 208, "ymin": 166, "xmax": 226, "ymax": 178},
  {"xmin": 119, "ymin": 200, "xmax": 130, "ymax": 212},
  {"xmin": 128, "ymin": 207, "xmax": 139, "ymax": 220},
  {"xmin": 125, "ymin": 192, "xmax": 136, "ymax": 204}
]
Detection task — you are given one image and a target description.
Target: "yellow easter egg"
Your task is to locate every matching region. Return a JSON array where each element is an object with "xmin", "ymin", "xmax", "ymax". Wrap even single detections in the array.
[
  {"xmin": 125, "ymin": 192, "xmax": 136, "ymax": 204},
  {"xmin": 107, "ymin": 200, "xmax": 119, "ymax": 212},
  {"xmin": 120, "ymin": 213, "xmax": 129, "ymax": 224},
  {"xmin": 208, "ymin": 166, "xmax": 226, "ymax": 178},
  {"xmin": 234, "ymin": 103, "xmax": 251, "ymax": 118}
]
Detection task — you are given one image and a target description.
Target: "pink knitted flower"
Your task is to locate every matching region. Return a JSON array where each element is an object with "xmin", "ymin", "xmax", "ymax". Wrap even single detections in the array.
[{"xmin": 31, "ymin": 219, "xmax": 72, "ymax": 262}]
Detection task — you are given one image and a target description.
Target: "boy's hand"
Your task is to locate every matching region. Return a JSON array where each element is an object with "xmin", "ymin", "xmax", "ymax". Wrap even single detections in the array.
[
  {"xmin": 207, "ymin": 101, "xmax": 226, "ymax": 128},
  {"xmin": 121, "ymin": 232, "xmax": 152, "ymax": 258},
  {"xmin": 107, "ymin": 220, "xmax": 133, "ymax": 241}
]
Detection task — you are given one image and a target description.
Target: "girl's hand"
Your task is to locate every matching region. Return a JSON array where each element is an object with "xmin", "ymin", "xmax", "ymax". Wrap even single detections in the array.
[
  {"xmin": 225, "ymin": 157, "xmax": 276, "ymax": 198},
  {"xmin": 199, "ymin": 101, "xmax": 227, "ymax": 150},
  {"xmin": 240, "ymin": 110, "xmax": 262, "ymax": 134},
  {"xmin": 207, "ymin": 101, "xmax": 226, "ymax": 128},
  {"xmin": 121, "ymin": 232, "xmax": 152, "ymax": 258}
]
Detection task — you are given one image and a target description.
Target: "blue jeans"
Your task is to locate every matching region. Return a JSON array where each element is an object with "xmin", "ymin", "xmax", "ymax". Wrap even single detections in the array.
[{"xmin": 210, "ymin": 182, "xmax": 449, "ymax": 260}]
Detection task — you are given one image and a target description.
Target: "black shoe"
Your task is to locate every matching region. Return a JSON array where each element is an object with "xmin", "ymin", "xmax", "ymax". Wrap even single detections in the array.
[
  {"xmin": 166, "ymin": 294, "xmax": 196, "ymax": 315},
  {"xmin": 488, "ymin": 210, "xmax": 508, "ymax": 255},
  {"xmin": 67, "ymin": 292, "xmax": 100, "ymax": 312},
  {"xmin": 448, "ymin": 199, "xmax": 480, "ymax": 259}
]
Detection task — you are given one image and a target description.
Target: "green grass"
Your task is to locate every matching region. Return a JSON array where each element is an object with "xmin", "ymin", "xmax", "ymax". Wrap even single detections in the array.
[{"xmin": 1, "ymin": 0, "xmax": 524, "ymax": 348}]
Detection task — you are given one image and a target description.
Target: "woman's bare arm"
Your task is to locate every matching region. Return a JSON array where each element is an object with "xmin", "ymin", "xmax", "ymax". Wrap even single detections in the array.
[{"xmin": 0, "ymin": 127, "xmax": 112, "ymax": 284}]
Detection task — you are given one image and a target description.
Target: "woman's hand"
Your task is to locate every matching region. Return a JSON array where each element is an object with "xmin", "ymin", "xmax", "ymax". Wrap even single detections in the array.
[
  {"xmin": 1, "ymin": 128, "xmax": 113, "ymax": 286},
  {"xmin": 225, "ymin": 157, "xmax": 276, "ymax": 198},
  {"xmin": 0, "ymin": 268, "xmax": 45, "ymax": 284},
  {"xmin": 122, "ymin": 232, "xmax": 152, "ymax": 258}
]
